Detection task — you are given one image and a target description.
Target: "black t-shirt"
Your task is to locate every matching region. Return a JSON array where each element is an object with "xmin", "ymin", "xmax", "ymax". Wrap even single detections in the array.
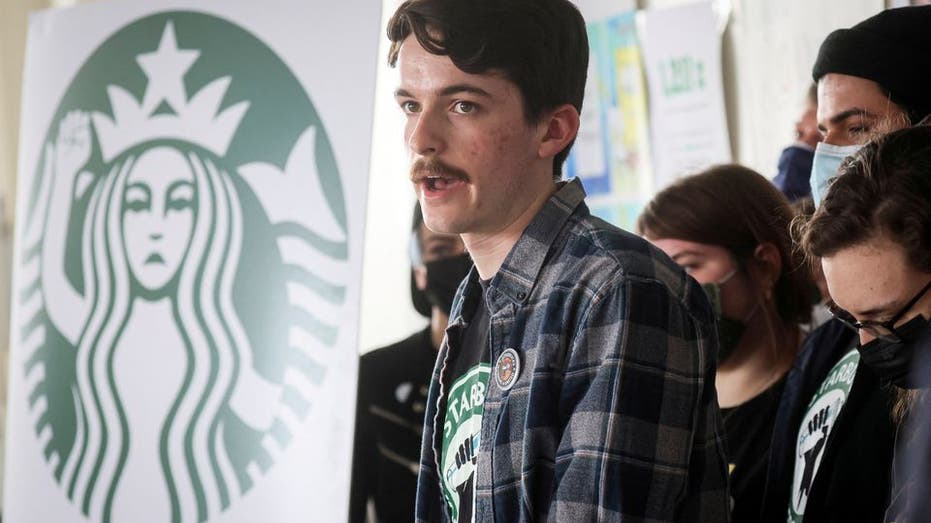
[
  {"xmin": 350, "ymin": 328, "xmax": 437, "ymax": 523},
  {"xmin": 439, "ymin": 283, "xmax": 490, "ymax": 523},
  {"xmin": 721, "ymin": 374, "xmax": 788, "ymax": 523}
]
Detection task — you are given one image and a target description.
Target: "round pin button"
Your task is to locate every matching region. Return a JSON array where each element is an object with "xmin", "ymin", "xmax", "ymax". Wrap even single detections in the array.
[{"xmin": 495, "ymin": 348, "xmax": 521, "ymax": 391}]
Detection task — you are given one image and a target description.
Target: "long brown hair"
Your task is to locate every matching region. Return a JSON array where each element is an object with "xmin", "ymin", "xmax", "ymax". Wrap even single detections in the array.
[{"xmin": 638, "ymin": 164, "xmax": 813, "ymax": 326}]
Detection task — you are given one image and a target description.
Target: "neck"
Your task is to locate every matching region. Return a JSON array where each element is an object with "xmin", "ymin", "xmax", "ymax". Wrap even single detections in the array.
[
  {"xmin": 462, "ymin": 182, "xmax": 556, "ymax": 280},
  {"xmin": 716, "ymin": 310, "xmax": 799, "ymax": 408},
  {"xmin": 430, "ymin": 309, "xmax": 449, "ymax": 350}
]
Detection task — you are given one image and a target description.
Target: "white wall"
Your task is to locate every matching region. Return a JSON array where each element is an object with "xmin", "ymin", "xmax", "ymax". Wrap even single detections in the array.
[{"xmin": 357, "ymin": 0, "xmax": 427, "ymax": 353}]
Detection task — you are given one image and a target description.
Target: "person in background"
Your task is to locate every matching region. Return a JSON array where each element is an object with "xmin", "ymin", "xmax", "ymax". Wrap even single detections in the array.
[
  {"xmin": 773, "ymin": 84, "xmax": 820, "ymax": 202},
  {"xmin": 801, "ymin": 126, "xmax": 931, "ymax": 523},
  {"xmin": 809, "ymin": 5, "xmax": 931, "ymax": 207},
  {"xmin": 388, "ymin": 0, "xmax": 730, "ymax": 520},
  {"xmin": 349, "ymin": 202, "xmax": 470, "ymax": 523},
  {"xmin": 638, "ymin": 164, "xmax": 812, "ymax": 523}
]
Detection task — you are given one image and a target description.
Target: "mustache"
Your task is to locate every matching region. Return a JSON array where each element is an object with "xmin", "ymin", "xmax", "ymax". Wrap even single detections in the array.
[{"xmin": 409, "ymin": 159, "xmax": 470, "ymax": 183}]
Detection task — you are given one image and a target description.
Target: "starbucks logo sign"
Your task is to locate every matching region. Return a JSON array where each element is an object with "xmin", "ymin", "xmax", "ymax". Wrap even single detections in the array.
[{"xmin": 16, "ymin": 12, "xmax": 348, "ymax": 522}]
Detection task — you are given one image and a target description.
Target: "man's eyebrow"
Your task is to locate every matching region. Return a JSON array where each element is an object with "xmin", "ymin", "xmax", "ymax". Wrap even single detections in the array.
[
  {"xmin": 829, "ymin": 108, "xmax": 877, "ymax": 126},
  {"xmin": 438, "ymin": 84, "xmax": 492, "ymax": 98},
  {"xmin": 394, "ymin": 84, "xmax": 493, "ymax": 99}
]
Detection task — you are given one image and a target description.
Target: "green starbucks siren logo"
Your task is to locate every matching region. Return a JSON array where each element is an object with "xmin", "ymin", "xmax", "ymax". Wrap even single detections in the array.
[{"xmin": 17, "ymin": 13, "xmax": 348, "ymax": 523}]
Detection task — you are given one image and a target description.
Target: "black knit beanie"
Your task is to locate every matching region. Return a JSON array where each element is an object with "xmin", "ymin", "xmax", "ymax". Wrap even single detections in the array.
[{"xmin": 812, "ymin": 5, "xmax": 931, "ymax": 123}]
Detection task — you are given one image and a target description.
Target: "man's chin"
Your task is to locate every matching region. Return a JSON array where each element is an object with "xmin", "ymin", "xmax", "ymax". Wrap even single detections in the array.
[{"xmin": 421, "ymin": 214, "xmax": 466, "ymax": 236}]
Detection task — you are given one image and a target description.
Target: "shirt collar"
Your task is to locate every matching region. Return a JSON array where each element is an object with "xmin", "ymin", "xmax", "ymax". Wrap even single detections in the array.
[{"xmin": 485, "ymin": 177, "xmax": 587, "ymax": 310}]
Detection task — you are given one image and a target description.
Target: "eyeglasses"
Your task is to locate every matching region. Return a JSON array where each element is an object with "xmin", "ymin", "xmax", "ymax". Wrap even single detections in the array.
[{"xmin": 828, "ymin": 279, "xmax": 931, "ymax": 343}]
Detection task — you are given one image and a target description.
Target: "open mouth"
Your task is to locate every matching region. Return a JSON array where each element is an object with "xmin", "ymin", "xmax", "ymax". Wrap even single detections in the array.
[
  {"xmin": 145, "ymin": 252, "xmax": 165, "ymax": 265},
  {"xmin": 423, "ymin": 175, "xmax": 465, "ymax": 191},
  {"xmin": 410, "ymin": 159, "xmax": 469, "ymax": 195}
]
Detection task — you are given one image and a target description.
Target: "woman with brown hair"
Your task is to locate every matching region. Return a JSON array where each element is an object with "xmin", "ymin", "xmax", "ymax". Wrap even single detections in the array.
[{"xmin": 638, "ymin": 164, "xmax": 813, "ymax": 522}]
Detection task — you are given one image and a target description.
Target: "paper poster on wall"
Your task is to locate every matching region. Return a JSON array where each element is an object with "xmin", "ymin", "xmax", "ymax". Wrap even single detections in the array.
[
  {"xmin": 5, "ymin": 1, "xmax": 378, "ymax": 522},
  {"xmin": 567, "ymin": 10, "xmax": 652, "ymax": 230},
  {"xmin": 640, "ymin": 1, "xmax": 731, "ymax": 189}
]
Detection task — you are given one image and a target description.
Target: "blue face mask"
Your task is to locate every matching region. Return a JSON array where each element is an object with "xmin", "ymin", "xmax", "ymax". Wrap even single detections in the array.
[
  {"xmin": 810, "ymin": 142, "xmax": 863, "ymax": 207},
  {"xmin": 773, "ymin": 144, "xmax": 815, "ymax": 201}
]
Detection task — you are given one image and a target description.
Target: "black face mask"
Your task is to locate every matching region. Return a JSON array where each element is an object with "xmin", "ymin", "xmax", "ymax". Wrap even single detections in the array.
[
  {"xmin": 424, "ymin": 253, "xmax": 473, "ymax": 315},
  {"xmin": 858, "ymin": 314, "xmax": 931, "ymax": 389},
  {"xmin": 701, "ymin": 282, "xmax": 746, "ymax": 364}
]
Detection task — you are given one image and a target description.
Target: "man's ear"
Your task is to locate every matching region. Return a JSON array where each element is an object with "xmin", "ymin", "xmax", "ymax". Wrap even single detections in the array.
[{"xmin": 537, "ymin": 104, "xmax": 580, "ymax": 160}]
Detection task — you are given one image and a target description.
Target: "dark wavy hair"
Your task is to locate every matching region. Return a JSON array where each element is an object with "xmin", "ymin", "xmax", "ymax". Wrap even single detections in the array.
[
  {"xmin": 638, "ymin": 164, "xmax": 813, "ymax": 326},
  {"xmin": 386, "ymin": 0, "xmax": 588, "ymax": 178},
  {"xmin": 800, "ymin": 125, "xmax": 931, "ymax": 272}
]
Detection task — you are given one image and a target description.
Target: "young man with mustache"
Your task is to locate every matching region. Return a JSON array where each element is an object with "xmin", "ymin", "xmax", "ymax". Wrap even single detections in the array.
[{"xmin": 388, "ymin": 0, "xmax": 730, "ymax": 521}]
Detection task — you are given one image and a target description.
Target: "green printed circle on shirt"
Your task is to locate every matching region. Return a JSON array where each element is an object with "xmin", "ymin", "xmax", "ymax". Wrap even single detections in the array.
[{"xmin": 441, "ymin": 363, "xmax": 490, "ymax": 522}]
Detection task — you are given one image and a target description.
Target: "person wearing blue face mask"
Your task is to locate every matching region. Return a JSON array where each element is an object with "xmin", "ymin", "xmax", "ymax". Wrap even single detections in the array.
[
  {"xmin": 638, "ymin": 165, "xmax": 813, "ymax": 523},
  {"xmin": 809, "ymin": 5, "xmax": 931, "ymax": 207},
  {"xmin": 773, "ymin": 84, "xmax": 820, "ymax": 202},
  {"xmin": 800, "ymin": 126, "xmax": 931, "ymax": 523},
  {"xmin": 350, "ymin": 202, "xmax": 471, "ymax": 523}
]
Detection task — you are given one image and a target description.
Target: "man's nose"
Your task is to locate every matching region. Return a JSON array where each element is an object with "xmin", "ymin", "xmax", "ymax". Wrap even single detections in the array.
[{"xmin": 407, "ymin": 108, "xmax": 446, "ymax": 156}]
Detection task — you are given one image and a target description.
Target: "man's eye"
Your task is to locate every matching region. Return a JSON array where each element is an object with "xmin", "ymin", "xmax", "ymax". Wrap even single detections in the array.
[
  {"xmin": 453, "ymin": 101, "xmax": 476, "ymax": 114},
  {"xmin": 401, "ymin": 101, "xmax": 420, "ymax": 114}
]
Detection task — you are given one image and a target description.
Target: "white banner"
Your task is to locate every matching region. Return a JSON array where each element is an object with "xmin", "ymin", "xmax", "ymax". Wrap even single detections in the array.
[
  {"xmin": 640, "ymin": 1, "xmax": 731, "ymax": 189},
  {"xmin": 5, "ymin": 0, "xmax": 379, "ymax": 522}
]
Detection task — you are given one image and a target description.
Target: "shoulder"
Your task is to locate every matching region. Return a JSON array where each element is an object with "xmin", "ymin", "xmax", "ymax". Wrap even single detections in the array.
[{"xmin": 555, "ymin": 211, "xmax": 712, "ymax": 324}]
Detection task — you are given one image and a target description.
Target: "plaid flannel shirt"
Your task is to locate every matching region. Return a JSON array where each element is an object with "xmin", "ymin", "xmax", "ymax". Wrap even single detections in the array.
[{"xmin": 415, "ymin": 178, "xmax": 730, "ymax": 522}]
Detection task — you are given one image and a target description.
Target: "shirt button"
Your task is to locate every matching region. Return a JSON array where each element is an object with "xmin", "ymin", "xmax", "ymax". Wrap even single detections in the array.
[{"xmin": 517, "ymin": 292, "xmax": 526, "ymax": 300}]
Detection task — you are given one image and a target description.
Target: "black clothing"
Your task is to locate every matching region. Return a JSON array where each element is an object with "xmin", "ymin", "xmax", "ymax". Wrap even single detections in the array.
[
  {"xmin": 887, "ymin": 319, "xmax": 931, "ymax": 522},
  {"xmin": 446, "ymin": 284, "xmax": 490, "ymax": 396},
  {"xmin": 722, "ymin": 374, "xmax": 787, "ymax": 523},
  {"xmin": 759, "ymin": 319, "xmax": 897, "ymax": 523},
  {"xmin": 350, "ymin": 328, "xmax": 436, "ymax": 523},
  {"xmin": 441, "ymin": 282, "xmax": 490, "ymax": 523}
]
